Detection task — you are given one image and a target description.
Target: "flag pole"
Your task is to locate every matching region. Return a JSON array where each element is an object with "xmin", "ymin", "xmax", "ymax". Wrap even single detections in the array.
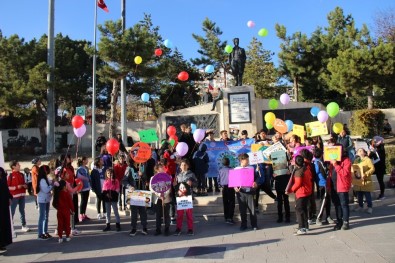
[{"xmin": 92, "ymin": 0, "xmax": 98, "ymax": 160}]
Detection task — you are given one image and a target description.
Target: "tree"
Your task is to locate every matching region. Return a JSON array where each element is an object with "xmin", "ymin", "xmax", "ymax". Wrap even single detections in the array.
[
  {"xmin": 373, "ymin": 8, "xmax": 395, "ymax": 44},
  {"xmin": 243, "ymin": 37, "xmax": 277, "ymax": 98}
]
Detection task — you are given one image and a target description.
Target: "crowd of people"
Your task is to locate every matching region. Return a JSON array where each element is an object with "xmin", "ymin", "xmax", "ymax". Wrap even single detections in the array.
[{"xmin": 0, "ymin": 123, "xmax": 392, "ymax": 253}]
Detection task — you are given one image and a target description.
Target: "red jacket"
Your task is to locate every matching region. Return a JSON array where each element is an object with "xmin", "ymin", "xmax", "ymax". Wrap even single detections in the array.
[
  {"xmin": 7, "ymin": 171, "xmax": 26, "ymax": 198},
  {"xmin": 291, "ymin": 166, "xmax": 313, "ymax": 198},
  {"xmin": 328, "ymin": 157, "xmax": 352, "ymax": 193},
  {"xmin": 58, "ymin": 190, "xmax": 74, "ymax": 212},
  {"xmin": 114, "ymin": 163, "xmax": 127, "ymax": 183}
]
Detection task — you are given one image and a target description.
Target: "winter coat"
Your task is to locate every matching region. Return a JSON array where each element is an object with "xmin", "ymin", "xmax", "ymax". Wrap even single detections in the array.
[
  {"xmin": 290, "ymin": 166, "xmax": 313, "ymax": 198},
  {"xmin": 7, "ymin": 171, "xmax": 26, "ymax": 198},
  {"xmin": 192, "ymin": 144, "xmax": 209, "ymax": 175},
  {"xmin": 37, "ymin": 178, "xmax": 53, "ymax": 203},
  {"xmin": 352, "ymin": 156, "xmax": 375, "ymax": 192},
  {"xmin": 328, "ymin": 157, "xmax": 352, "ymax": 193}
]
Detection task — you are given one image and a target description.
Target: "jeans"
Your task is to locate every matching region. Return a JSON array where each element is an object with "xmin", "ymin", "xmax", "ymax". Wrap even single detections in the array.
[
  {"xmin": 105, "ymin": 202, "xmax": 120, "ymax": 224},
  {"xmin": 376, "ymin": 172, "xmax": 385, "ymax": 197},
  {"xmin": 118, "ymin": 185, "xmax": 126, "ymax": 208},
  {"xmin": 357, "ymin": 191, "xmax": 372, "ymax": 208},
  {"xmin": 332, "ymin": 191, "xmax": 350, "ymax": 226},
  {"xmin": 11, "ymin": 197, "xmax": 26, "ymax": 226},
  {"xmin": 38, "ymin": 202, "xmax": 50, "ymax": 236},
  {"xmin": 211, "ymin": 97, "xmax": 222, "ymax": 110}
]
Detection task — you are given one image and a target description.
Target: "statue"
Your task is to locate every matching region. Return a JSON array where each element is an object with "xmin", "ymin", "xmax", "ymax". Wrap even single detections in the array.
[{"xmin": 229, "ymin": 38, "xmax": 246, "ymax": 86}]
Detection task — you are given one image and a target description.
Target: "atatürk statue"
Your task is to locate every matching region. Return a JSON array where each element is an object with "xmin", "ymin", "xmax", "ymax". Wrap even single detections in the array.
[{"xmin": 229, "ymin": 38, "xmax": 246, "ymax": 86}]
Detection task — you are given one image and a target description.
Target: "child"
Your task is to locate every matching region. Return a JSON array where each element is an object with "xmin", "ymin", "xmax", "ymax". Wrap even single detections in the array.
[
  {"xmin": 7, "ymin": 160, "xmax": 30, "ymax": 232},
  {"xmin": 123, "ymin": 156, "xmax": 148, "ymax": 236},
  {"xmin": 287, "ymin": 155, "xmax": 312, "ymax": 235},
  {"xmin": 234, "ymin": 153, "xmax": 259, "ymax": 231},
  {"xmin": 36, "ymin": 165, "xmax": 53, "ymax": 240},
  {"xmin": 174, "ymin": 158, "xmax": 197, "ymax": 236},
  {"xmin": 217, "ymin": 157, "xmax": 235, "ymax": 224},
  {"xmin": 150, "ymin": 163, "xmax": 172, "ymax": 236},
  {"xmin": 53, "ymin": 180, "xmax": 74, "ymax": 243},
  {"xmin": 76, "ymin": 156, "xmax": 91, "ymax": 222},
  {"xmin": 114, "ymin": 154, "xmax": 127, "ymax": 211},
  {"xmin": 102, "ymin": 168, "xmax": 121, "ymax": 232}
]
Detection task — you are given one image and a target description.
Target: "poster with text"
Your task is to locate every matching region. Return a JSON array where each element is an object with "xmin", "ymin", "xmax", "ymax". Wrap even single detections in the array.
[
  {"xmin": 323, "ymin": 145, "xmax": 342, "ymax": 162},
  {"xmin": 305, "ymin": 121, "xmax": 328, "ymax": 137},
  {"xmin": 228, "ymin": 92, "xmax": 251, "ymax": 124},
  {"xmin": 292, "ymin": 124, "xmax": 305, "ymax": 143},
  {"xmin": 271, "ymin": 151, "xmax": 289, "ymax": 176},
  {"xmin": 126, "ymin": 190, "xmax": 152, "ymax": 207},
  {"xmin": 247, "ymin": 151, "xmax": 264, "ymax": 165}
]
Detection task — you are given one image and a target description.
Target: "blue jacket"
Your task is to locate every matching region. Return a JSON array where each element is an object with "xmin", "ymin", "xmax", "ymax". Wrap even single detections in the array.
[
  {"xmin": 192, "ymin": 144, "xmax": 209, "ymax": 175},
  {"xmin": 90, "ymin": 167, "xmax": 106, "ymax": 194},
  {"xmin": 314, "ymin": 159, "xmax": 327, "ymax": 187}
]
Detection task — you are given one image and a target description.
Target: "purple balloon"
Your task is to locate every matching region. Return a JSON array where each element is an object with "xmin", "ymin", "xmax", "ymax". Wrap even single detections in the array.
[
  {"xmin": 73, "ymin": 124, "xmax": 86, "ymax": 138},
  {"xmin": 317, "ymin": 111, "xmax": 329, "ymax": 123},
  {"xmin": 193, "ymin": 129, "xmax": 206, "ymax": 143},
  {"xmin": 176, "ymin": 142, "xmax": 188, "ymax": 157},
  {"xmin": 280, "ymin": 93, "xmax": 290, "ymax": 105}
]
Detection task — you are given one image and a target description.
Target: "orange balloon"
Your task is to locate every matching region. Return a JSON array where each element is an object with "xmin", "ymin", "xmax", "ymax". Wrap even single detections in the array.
[
  {"xmin": 129, "ymin": 142, "xmax": 152, "ymax": 163},
  {"xmin": 273, "ymin": 118, "xmax": 288, "ymax": 134}
]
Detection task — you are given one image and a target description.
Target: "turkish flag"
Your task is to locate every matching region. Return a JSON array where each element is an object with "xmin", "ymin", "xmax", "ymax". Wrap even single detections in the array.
[{"xmin": 97, "ymin": 0, "xmax": 109, "ymax": 12}]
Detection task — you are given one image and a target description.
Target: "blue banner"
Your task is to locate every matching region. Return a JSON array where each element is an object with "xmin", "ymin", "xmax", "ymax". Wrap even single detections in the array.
[{"xmin": 204, "ymin": 139, "xmax": 254, "ymax": 177}]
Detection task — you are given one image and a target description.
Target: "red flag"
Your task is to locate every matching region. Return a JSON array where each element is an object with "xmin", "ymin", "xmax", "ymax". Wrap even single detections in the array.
[
  {"xmin": 208, "ymin": 84, "xmax": 214, "ymax": 90},
  {"xmin": 97, "ymin": 0, "xmax": 109, "ymax": 12}
]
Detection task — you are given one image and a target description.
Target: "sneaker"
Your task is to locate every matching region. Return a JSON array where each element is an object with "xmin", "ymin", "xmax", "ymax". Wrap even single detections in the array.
[
  {"xmin": 142, "ymin": 228, "xmax": 148, "ymax": 235},
  {"xmin": 187, "ymin": 229, "xmax": 194, "ymax": 236},
  {"xmin": 65, "ymin": 237, "xmax": 71, "ymax": 242},
  {"xmin": 38, "ymin": 234, "xmax": 48, "ymax": 240},
  {"xmin": 84, "ymin": 215, "xmax": 91, "ymax": 220},
  {"xmin": 226, "ymin": 219, "xmax": 234, "ymax": 225},
  {"xmin": 316, "ymin": 219, "xmax": 323, "ymax": 226},
  {"xmin": 367, "ymin": 207, "xmax": 373, "ymax": 214},
  {"xmin": 174, "ymin": 229, "xmax": 181, "ymax": 236},
  {"xmin": 97, "ymin": 214, "xmax": 101, "ymax": 220},
  {"xmin": 353, "ymin": 207, "xmax": 363, "ymax": 212},
  {"xmin": 333, "ymin": 224, "xmax": 342, "ymax": 231},
  {"xmin": 71, "ymin": 229, "xmax": 80, "ymax": 236},
  {"xmin": 79, "ymin": 214, "xmax": 84, "ymax": 222},
  {"xmin": 342, "ymin": 222, "xmax": 350, "ymax": 230},
  {"xmin": 327, "ymin": 217, "xmax": 335, "ymax": 224},
  {"xmin": 22, "ymin": 225, "xmax": 30, "ymax": 232},
  {"xmin": 0, "ymin": 247, "xmax": 6, "ymax": 254},
  {"xmin": 58, "ymin": 238, "xmax": 63, "ymax": 243},
  {"xmin": 129, "ymin": 229, "xmax": 137, "ymax": 237},
  {"xmin": 308, "ymin": 219, "xmax": 316, "ymax": 225},
  {"xmin": 54, "ymin": 229, "xmax": 58, "ymax": 235},
  {"xmin": 45, "ymin": 233, "xmax": 53, "ymax": 238},
  {"xmin": 252, "ymin": 227, "xmax": 258, "ymax": 231},
  {"xmin": 294, "ymin": 229, "xmax": 307, "ymax": 235}
]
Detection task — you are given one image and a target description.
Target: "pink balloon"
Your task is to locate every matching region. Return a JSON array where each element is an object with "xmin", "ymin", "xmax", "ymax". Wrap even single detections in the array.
[
  {"xmin": 317, "ymin": 111, "xmax": 329, "ymax": 123},
  {"xmin": 175, "ymin": 142, "xmax": 188, "ymax": 157},
  {"xmin": 247, "ymin": 20, "xmax": 255, "ymax": 28},
  {"xmin": 280, "ymin": 93, "xmax": 290, "ymax": 105},
  {"xmin": 193, "ymin": 129, "xmax": 206, "ymax": 143},
  {"xmin": 73, "ymin": 124, "xmax": 86, "ymax": 138}
]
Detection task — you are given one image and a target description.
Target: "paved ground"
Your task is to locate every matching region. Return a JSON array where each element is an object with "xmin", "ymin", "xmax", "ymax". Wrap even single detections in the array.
[{"xmin": 1, "ymin": 194, "xmax": 394, "ymax": 263}]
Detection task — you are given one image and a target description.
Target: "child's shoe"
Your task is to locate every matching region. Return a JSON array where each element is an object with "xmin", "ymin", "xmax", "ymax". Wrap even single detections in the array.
[
  {"xmin": 65, "ymin": 237, "xmax": 71, "ymax": 242},
  {"xmin": 58, "ymin": 238, "xmax": 63, "ymax": 243},
  {"xmin": 129, "ymin": 229, "xmax": 137, "ymax": 237},
  {"xmin": 187, "ymin": 229, "xmax": 194, "ymax": 236},
  {"xmin": 103, "ymin": 223, "xmax": 111, "ymax": 232},
  {"xmin": 142, "ymin": 228, "xmax": 148, "ymax": 235},
  {"xmin": 174, "ymin": 229, "xmax": 181, "ymax": 236}
]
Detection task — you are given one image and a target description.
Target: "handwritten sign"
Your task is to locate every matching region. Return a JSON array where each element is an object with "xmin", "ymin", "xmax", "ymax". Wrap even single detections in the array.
[
  {"xmin": 129, "ymin": 142, "xmax": 152, "ymax": 163},
  {"xmin": 247, "ymin": 151, "xmax": 264, "ymax": 165},
  {"xmin": 126, "ymin": 190, "xmax": 152, "ymax": 207},
  {"xmin": 228, "ymin": 168, "xmax": 254, "ymax": 187},
  {"xmin": 271, "ymin": 151, "xmax": 288, "ymax": 175},
  {"xmin": 176, "ymin": 196, "xmax": 193, "ymax": 210},
  {"xmin": 305, "ymin": 121, "xmax": 328, "ymax": 137},
  {"xmin": 323, "ymin": 145, "xmax": 342, "ymax": 162},
  {"xmin": 262, "ymin": 142, "xmax": 287, "ymax": 159},
  {"xmin": 293, "ymin": 124, "xmax": 305, "ymax": 143},
  {"xmin": 150, "ymin": 173, "xmax": 172, "ymax": 194},
  {"xmin": 138, "ymin": 129, "xmax": 158, "ymax": 143}
]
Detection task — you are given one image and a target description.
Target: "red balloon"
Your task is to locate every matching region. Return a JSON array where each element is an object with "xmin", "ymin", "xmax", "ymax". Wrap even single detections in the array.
[
  {"xmin": 154, "ymin": 48, "xmax": 163, "ymax": 57},
  {"xmin": 71, "ymin": 115, "xmax": 84, "ymax": 129},
  {"xmin": 177, "ymin": 71, "xmax": 189, "ymax": 81},
  {"xmin": 167, "ymin": 126, "xmax": 177, "ymax": 136},
  {"xmin": 75, "ymin": 178, "xmax": 83, "ymax": 192},
  {"xmin": 106, "ymin": 138, "xmax": 120, "ymax": 155}
]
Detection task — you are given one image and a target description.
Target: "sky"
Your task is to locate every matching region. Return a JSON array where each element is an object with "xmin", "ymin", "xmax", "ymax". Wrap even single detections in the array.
[{"xmin": 0, "ymin": 0, "xmax": 393, "ymax": 66}]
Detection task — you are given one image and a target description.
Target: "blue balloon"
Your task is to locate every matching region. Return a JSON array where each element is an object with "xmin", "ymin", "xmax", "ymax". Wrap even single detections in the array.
[
  {"xmin": 285, "ymin": 120, "xmax": 294, "ymax": 132},
  {"xmin": 310, "ymin": 106, "xmax": 320, "ymax": 117},
  {"xmin": 163, "ymin": 39, "xmax": 173, "ymax": 49},
  {"xmin": 204, "ymin": 65, "xmax": 214, "ymax": 74},
  {"xmin": 191, "ymin": 123, "xmax": 197, "ymax": 133},
  {"xmin": 141, "ymin": 93, "xmax": 150, "ymax": 102}
]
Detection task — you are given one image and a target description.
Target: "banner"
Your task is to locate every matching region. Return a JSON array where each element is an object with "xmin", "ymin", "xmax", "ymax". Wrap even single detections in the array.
[
  {"xmin": 126, "ymin": 190, "xmax": 152, "ymax": 207},
  {"xmin": 204, "ymin": 138, "xmax": 254, "ymax": 177},
  {"xmin": 228, "ymin": 168, "xmax": 254, "ymax": 187},
  {"xmin": 138, "ymin": 128, "xmax": 158, "ymax": 143},
  {"xmin": 150, "ymin": 173, "xmax": 172, "ymax": 194},
  {"xmin": 293, "ymin": 124, "xmax": 305, "ymax": 143},
  {"xmin": 305, "ymin": 121, "xmax": 328, "ymax": 137},
  {"xmin": 271, "ymin": 151, "xmax": 288, "ymax": 175},
  {"xmin": 323, "ymin": 145, "xmax": 342, "ymax": 162}
]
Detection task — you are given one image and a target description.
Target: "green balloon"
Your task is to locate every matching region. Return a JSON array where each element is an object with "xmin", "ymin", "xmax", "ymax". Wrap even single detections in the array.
[
  {"xmin": 225, "ymin": 45, "xmax": 233, "ymax": 54},
  {"xmin": 258, "ymin": 28, "xmax": 269, "ymax": 37},
  {"xmin": 169, "ymin": 139, "xmax": 175, "ymax": 146},
  {"xmin": 268, "ymin": 99, "xmax": 279, "ymax": 110},
  {"xmin": 266, "ymin": 122, "xmax": 273, "ymax": 129},
  {"xmin": 326, "ymin": 102, "xmax": 340, "ymax": 118}
]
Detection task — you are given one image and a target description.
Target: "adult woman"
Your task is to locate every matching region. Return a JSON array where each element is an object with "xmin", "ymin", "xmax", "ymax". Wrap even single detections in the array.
[
  {"xmin": 352, "ymin": 148, "xmax": 375, "ymax": 214},
  {"xmin": 370, "ymin": 139, "xmax": 386, "ymax": 199},
  {"xmin": 36, "ymin": 165, "xmax": 53, "ymax": 240},
  {"xmin": 0, "ymin": 167, "xmax": 12, "ymax": 253},
  {"xmin": 76, "ymin": 156, "xmax": 91, "ymax": 221}
]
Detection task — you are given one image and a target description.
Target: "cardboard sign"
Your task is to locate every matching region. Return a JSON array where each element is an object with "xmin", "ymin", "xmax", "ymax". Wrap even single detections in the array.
[
  {"xmin": 138, "ymin": 128, "xmax": 159, "ymax": 143},
  {"xmin": 292, "ymin": 124, "xmax": 305, "ymax": 143},
  {"xmin": 354, "ymin": 141, "xmax": 369, "ymax": 152},
  {"xmin": 271, "ymin": 151, "xmax": 289, "ymax": 176},
  {"xmin": 261, "ymin": 142, "xmax": 287, "ymax": 159},
  {"xmin": 293, "ymin": 145, "xmax": 315, "ymax": 158},
  {"xmin": 323, "ymin": 145, "xmax": 342, "ymax": 162},
  {"xmin": 251, "ymin": 144, "xmax": 267, "ymax": 152},
  {"xmin": 150, "ymin": 173, "xmax": 172, "ymax": 194},
  {"xmin": 129, "ymin": 142, "xmax": 152, "ymax": 163},
  {"xmin": 273, "ymin": 118, "xmax": 288, "ymax": 134},
  {"xmin": 126, "ymin": 190, "xmax": 152, "ymax": 207},
  {"xmin": 228, "ymin": 168, "xmax": 254, "ymax": 187},
  {"xmin": 247, "ymin": 151, "xmax": 264, "ymax": 165},
  {"xmin": 305, "ymin": 121, "xmax": 328, "ymax": 137},
  {"xmin": 176, "ymin": 196, "xmax": 193, "ymax": 210}
]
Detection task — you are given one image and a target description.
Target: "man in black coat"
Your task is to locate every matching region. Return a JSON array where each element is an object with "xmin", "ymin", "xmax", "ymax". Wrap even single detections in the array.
[{"xmin": 0, "ymin": 167, "xmax": 13, "ymax": 254}]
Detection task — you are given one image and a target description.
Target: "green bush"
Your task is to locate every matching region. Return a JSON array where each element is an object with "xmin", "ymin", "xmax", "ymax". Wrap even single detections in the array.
[
  {"xmin": 350, "ymin": 109, "xmax": 385, "ymax": 138},
  {"xmin": 385, "ymin": 146, "xmax": 395, "ymax": 174}
]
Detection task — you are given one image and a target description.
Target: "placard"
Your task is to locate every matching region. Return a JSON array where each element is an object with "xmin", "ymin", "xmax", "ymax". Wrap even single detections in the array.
[
  {"xmin": 293, "ymin": 145, "xmax": 315, "ymax": 158},
  {"xmin": 150, "ymin": 173, "xmax": 172, "ymax": 194},
  {"xmin": 354, "ymin": 141, "xmax": 369, "ymax": 152},
  {"xmin": 271, "ymin": 151, "xmax": 289, "ymax": 176},
  {"xmin": 129, "ymin": 142, "xmax": 152, "ymax": 163},
  {"xmin": 228, "ymin": 92, "xmax": 251, "ymax": 124},
  {"xmin": 176, "ymin": 196, "xmax": 193, "ymax": 210},
  {"xmin": 247, "ymin": 151, "xmax": 264, "ymax": 165},
  {"xmin": 323, "ymin": 145, "xmax": 342, "ymax": 162},
  {"xmin": 126, "ymin": 190, "xmax": 152, "ymax": 207},
  {"xmin": 228, "ymin": 168, "xmax": 254, "ymax": 187},
  {"xmin": 261, "ymin": 142, "xmax": 287, "ymax": 159},
  {"xmin": 292, "ymin": 124, "xmax": 305, "ymax": 143},
  {"xmin": 251, "ymin": 144, "xmax": 267, "ymax": 152},
  {"xmin": 138, "ymin": 129, "xmax": 159, "ymax": 143},
  {"xmin": 305, "ymin": 121, "xmax": 328, "ymax": 137}
]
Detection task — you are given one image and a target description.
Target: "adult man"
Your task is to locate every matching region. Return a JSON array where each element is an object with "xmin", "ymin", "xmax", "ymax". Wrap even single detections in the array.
[
  {"xmin": 210, "ymin": 88, "xmax": 223, "ymax": 111},
  {"xmin": 229, "ymin": 38, "xmax": 246, "ymax": 86},
  {"xmin": 383, "ymin": 119, "xmax": 392, "ymax": 135}
]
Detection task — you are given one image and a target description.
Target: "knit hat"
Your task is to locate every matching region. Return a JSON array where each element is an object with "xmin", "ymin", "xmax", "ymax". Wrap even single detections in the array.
[{"xmin": 32, "ymin": 157, "xmax": 40, "ymax": 165}]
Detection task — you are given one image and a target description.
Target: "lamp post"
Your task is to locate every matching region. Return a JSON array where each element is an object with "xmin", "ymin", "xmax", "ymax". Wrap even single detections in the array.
[{"xmin": 46, "ymin": 0, "xmax": 55, "ymax": 154}]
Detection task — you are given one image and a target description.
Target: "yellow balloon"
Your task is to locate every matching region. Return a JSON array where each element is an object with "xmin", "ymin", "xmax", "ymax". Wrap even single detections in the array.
[
  {"xmin": 264, "ymin": 112, "xmax": 276, "ymax": 125},
  {"xmin": 134, "ymin": 56, "xmax": 142, "ymax": 65},
  {"xmin": 333, "ymin": 122, "xmax": 343, "ymax": 134}
]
